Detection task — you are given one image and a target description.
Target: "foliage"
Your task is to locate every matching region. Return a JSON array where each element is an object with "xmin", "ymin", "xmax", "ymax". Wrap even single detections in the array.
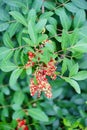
[{"xmin": 0, "ymin": 0, "xmax": 87, "ymax": 129}]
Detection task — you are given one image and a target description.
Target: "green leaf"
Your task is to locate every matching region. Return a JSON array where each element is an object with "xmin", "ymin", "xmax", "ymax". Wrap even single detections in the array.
[
  {"xmin": 2, "ymin": 87, "xmax": 10, "ymax": 95},
  {"xmin": 3, "ymin": 0, "xmax": 26, "ymax": 8},
  {"xmin": 28, "ymin": 108, "xmax": 49, "ymax": 122},
  {"xmin": 35, "ymin": 19, "xmax": 47, "ymax": 33},
  {"xmin": 0, "ymin": 21, "xmax": 9, "ymax": 32},
  {"xmin": 64, "ymin": 77, "xmax": 81, "ymax": 94},
  {"xmin": 28, "ymin": 9, "xmax": 36, "ymax": 24},
  {"xmin": 12, "ymin": 91, "xmax": 25, "ymax": 105},
  {"xmin": 61, "ymin": 29, "xmax": 70, "ymax": 50},
  {"xmin": 9, "ymin": 68, "xmax": 23, "ymax": 86},
  {"xmin": 0, "ymin": 47, "xmax": 11, "ymax": 60},
  {"xmin": 12, "ymin": 110, "xmax": 25, "ymax": 119},
  {"xmin": 55, "ymin": 8, "xmax": 71, "ymax": 30},
  {"xmin": 44, "ymin": 1, "xmax": 56, "ymax": 10},
  {"xmin": 70, "ymin": 29, "xmax": 79, "ymax": 46},
  {"xmin": 26, "ymin": 67, "xmax": 32, "ymax": 75},
  {"xmin": 22, "ymin": 37, "xmax": 34, "ymax": 46},
  {"xmin": 45, "ymin": 42, "xmax": 56, "ymax": 52},
  {"xmin": 28, "ymin": 20, "xmax": 37, "ymax": 44},
  {"xmin": 0, "ymin": 7, "xmax": 10, "ymax": 21},
  {"xmin": 64, "ymin": 2, "xmax": 79, "ymax": 13},
  {"xmin": 32, "ymin": 0, "xmax": 43, "ymax": 12},
  {"xmin": 3, "ymin": 32, "xmax": 14, "ymax": 48},
  {"xmin": 9, "ymin": 11, "xmax": 27, "ymax": 26},
  {"xmin": 72, "ymin": 71, "xmax": 87, "ymax": 81},
  {"xmin": 46, "ymin": 25, "xmax": 56, "ymax": 35},
  {"xmin": 8, "ymin": 22, "xmax": 20, "ymax": 38},
  {"xmin": 38, "ymin": 34, "xmax": 48, "ymax": 43},
  {"xmin": 71, "ymin": 43, "xmax": 87, "ymax": 53},
  {"xmin": 48, "ymin": 17, "xmax": 57, "ymax": 29},
  {"xmin": 69, "ymin": 63, "xmax": 79, "ymax": 77},
  {"xmin": 62, "ymin": 58, "xmax": 67, "ymax": 75},
  {"xmin": 0, "ymin": 61, "xmax": 17, "ymax": 72},
  {"xmin": 40, "ymin": 11, "xmax": 54, "ymax": 19},
  {"xmin": 74, "ymin": 10, "xmax": 86, "ymax": 28},
  {"xmin": 0, "ymin": 123, "xmax": 13, "ymax": 130},
  {"xmin": 11, "ymin": 104, "xmax": 21, "ymax": 111},
  {"xmin": 71, "ymin": 0, "xmax": 87, "ymax": 9}
]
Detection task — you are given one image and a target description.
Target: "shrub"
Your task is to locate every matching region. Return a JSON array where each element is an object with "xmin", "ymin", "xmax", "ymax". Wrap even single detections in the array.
[{"xmin": 0, "ymin": 0, "xmax": 87, "ymax": 129}]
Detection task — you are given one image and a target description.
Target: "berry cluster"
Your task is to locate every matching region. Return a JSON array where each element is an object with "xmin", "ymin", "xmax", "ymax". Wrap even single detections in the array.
[
  {"xmin": 16, "ymin": 119, "xmax": 28, "ymax": 130},
  {"xmin": 30, "ymin": 59, "xmax": 57, "ymax": 98},
  {"xmin": 25, "ymin": 52, "xmax": 35, "ymax": 69}
]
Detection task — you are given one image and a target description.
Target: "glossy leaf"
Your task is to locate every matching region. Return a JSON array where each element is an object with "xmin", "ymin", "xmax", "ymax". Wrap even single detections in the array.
[
  {"xmin": 64, "ymin": 77, "xmax": 81, "ymax": 94},
  {"xmin": 69, "ymin": 63, "xmax": 79, "ymax": 77},
  {"xmin": 12, "ymin": 110, "xmax": 25, "ymax": 119},
  {"xmin": 0, "ymin": 47, "xmax": 11, "ymax": 60},
  {"xmin": 28, "ymin": 108, "xmax": 49, "ymax": 122},
  {"xmin": 72, "ymin": 71, "xmax": 87, "ymax": 81},
  {"xmin": 0, "ymin": 61, "xmax": 17, "ymax": 72},
  {"xmin": 35, "ymin": 19, "xmax": 47, "ymax": 33},
  {"xmin": 71, "ymin": 0, "xmax": 87, "ymax": 9},
  {"xmin": 28, "ymin": 20, "xmax": 37, "ymax": 44},
  {"xmin": 74, "ymin": 10, "xmax": 86, "ymax": 28},
  {"xmin": 55, "ymin": 8, "xmax": 71, "ymax": 30},
  {"xmin": 3, "ymin": 32, "xmax": 14, "ymax": 48},
  {"xmin": 9, "ymin": 68, "xmax": 23, "ymax": 86},
  {"xmin": 9, "ymin": 11, "xmax": 27, "ymax": 26}
]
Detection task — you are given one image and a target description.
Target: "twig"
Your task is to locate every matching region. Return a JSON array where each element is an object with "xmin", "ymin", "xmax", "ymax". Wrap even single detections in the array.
[{"xmin": 42, "ymin": 0, "xmax": 45, "ymax": 13}]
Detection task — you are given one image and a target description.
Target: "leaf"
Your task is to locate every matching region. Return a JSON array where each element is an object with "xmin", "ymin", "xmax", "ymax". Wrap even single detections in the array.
[
  {"xmin": 48, "ymin": 17, "xmax": 57, "ymax": 29},
  {"xmin": 74, "ymin": 10, "xmax": 86, "ymax": 28},
  {"xmin": 69, "ymin": 63, "xmax": 79, "ymax": 77},
  {"xmin": 0, "ymin": 122, "xmax": 13, "ymax": 130},
  {"xmin": 55, "ymin": 8, "xmax": 71, "ymax": 30},
  {"xmin": 44, "ymin": 1, "xmax": 56, "ymax": 10},
  {"xmin": 28, "ymin": 108, "xmax": 49, "ymax": 122},
  {"xmin": 9, "ymin": 68, "xmax": 23, "ymax": 86},
  {"xmin": 62, "ymin": 58, "xmax": 67, "ymax": 75},
  {"xmin": 71, "ymin": 0, "xmax": 87, "ymax": 10},
  {"xmin": 26, "ymin": 67, "xmax": 32, "ymax": 75},
  {"xmin": 35, "ymin": 19, "xmax": 47, "ymax": 33},
  {"xmin": 9, "ymin": 11, "xmax": 27, "ymax": 26},
  {"xmin": 70, "ymin": 29, "xmax": 79, "ymax": 46},
  {"xmin": 40, "ymin": 11, "xmax": 54, "ymax": 19},
  {"xmin": 0, "ymin": 47, "xmax": 11, "ymax": 60},
  {"xmin": 28, "ymin": 9, "xmax": 36, "ymax": 24},
  {"xmin": 3, "ymin": 0, "xmax": 26, "ymax": 8},
  {"xmin": 28, "ymin": 20, "xmax": 37, "ymax": 44},
  {"xmin": 0, "ymin": 7, "xmax": 10, "ymax": 21},
  {"xmin": 12, "ymin": 110, "xmax": 25, "ymax": 119},
  {"xmin": 22, "ymin": 37, "xmax": 34, "ymax": 46},
  {"xmin": 38, "ymin": 34, "xmax": 48, "ymax": 43},
  {"xmin": 72, "ymin": 71, "xmax": 87, "ymax": 81},
  {"xmin": 0, "ymin": 61, "xmax": 17, "ymax": 72},
  {"xmin": 12, "ymin": 91, "xmax": 25, "ymax": 105},
  {"xmin": 61, "ymin": 29, "xmax": 70, "ymax": 50},
  {"xmin": 32, "ymin": 0, "xmax": 43, "ymax": 12},
  {"xmin": 2, "ymin": 87, "xmax": 10, "ymax": 95},
  {"xmin": 8, "ymin": 22, "xmax": 20, "ymax": 38},
  {"xmin": 3, "ymin": 32, "xmax": 14, "ymax": 48},
  {"xmin": 64, "ymin": 77, "xmax": 81, "ymax": 94},
  {"xmin": 71, "ymin": 43, "xmax": 87, "ymax": 53},
  {"xmin": 0, "ymin": 21, "xmax": 9, "ymax": 32},
  {"xmin": 64, "ymin": 2, "xmax": 79, "ymax": 13},
  {"xmin": 46, "ymin": 25, "xmax": 56, "ymax": 35}
]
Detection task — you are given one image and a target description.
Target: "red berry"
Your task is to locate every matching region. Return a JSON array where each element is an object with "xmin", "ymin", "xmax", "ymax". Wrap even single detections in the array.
[{"xmin": 28, "ymin": 52, "xmax": 35, "ymax": 59}]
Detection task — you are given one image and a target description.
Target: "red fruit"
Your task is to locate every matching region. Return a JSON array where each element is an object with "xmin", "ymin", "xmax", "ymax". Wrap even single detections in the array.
[
  {"xmin": 22, "ymin": 125, "xmax": 29, "ymax": 130},
  {"xmin": 28, "ymin": 52, "xmax": 35, "ymax": 59},
  {"xmin": 18, "ymin": 120, "xmax": 26, "ymax": 127}
]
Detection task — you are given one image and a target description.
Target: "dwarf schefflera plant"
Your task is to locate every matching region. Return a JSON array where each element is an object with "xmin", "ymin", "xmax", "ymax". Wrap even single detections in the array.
[{"xmin": 1, "ymin": 7, "xmax": 87, "ymax": 99}]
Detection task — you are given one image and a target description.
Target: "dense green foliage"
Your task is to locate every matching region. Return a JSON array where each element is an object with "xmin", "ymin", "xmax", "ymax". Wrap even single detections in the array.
[{"xmin": 0, "ymin": 0, "xmax": 87, "ymax": 129}]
